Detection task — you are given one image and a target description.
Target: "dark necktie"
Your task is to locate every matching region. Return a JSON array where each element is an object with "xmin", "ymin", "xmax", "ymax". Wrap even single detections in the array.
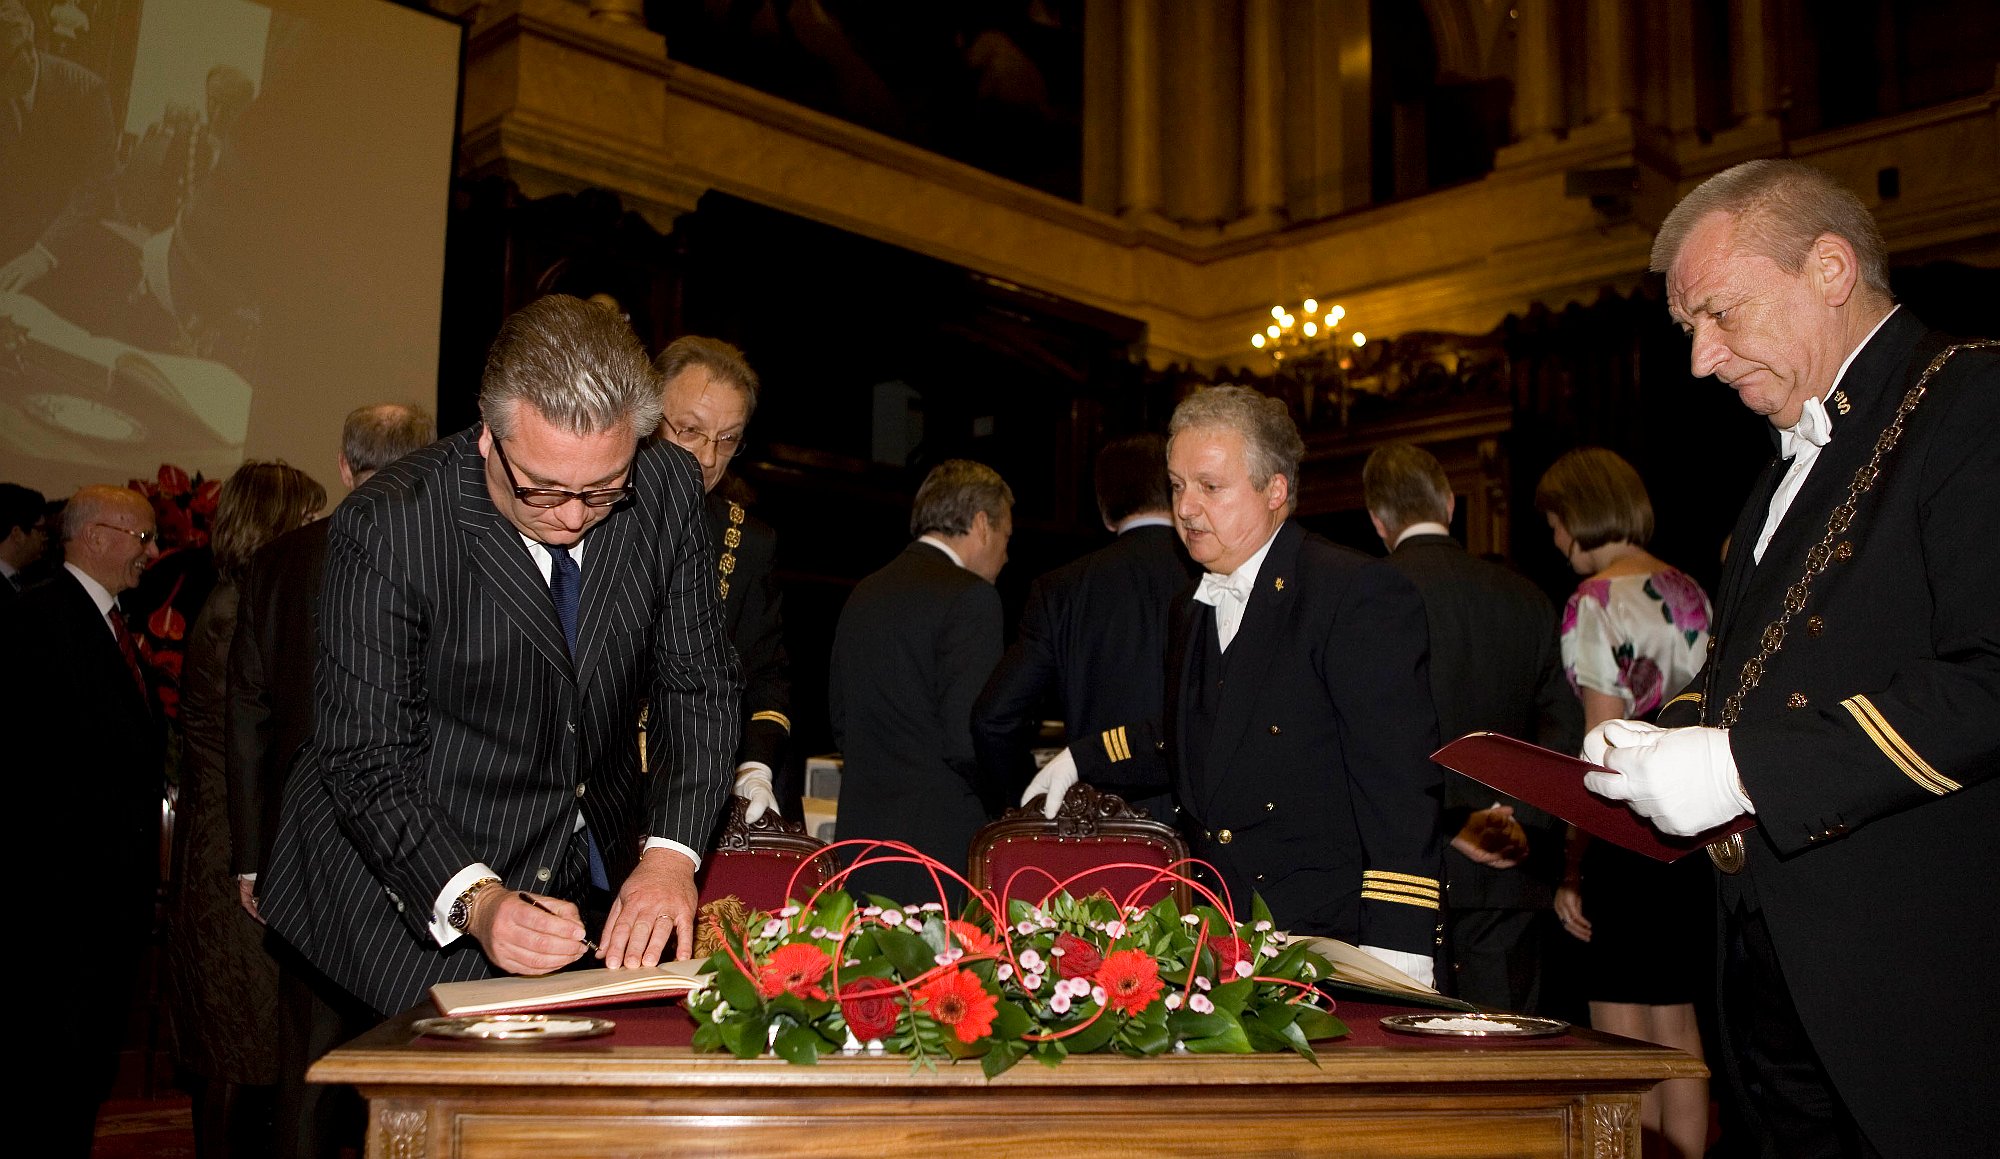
[
  {"xmin": 109, "ymin": 607, "xmax": 147, "ymax": 700},
  {"xmin": 547, "ymin": 544, "xmax": 609, "ymax": 890}
]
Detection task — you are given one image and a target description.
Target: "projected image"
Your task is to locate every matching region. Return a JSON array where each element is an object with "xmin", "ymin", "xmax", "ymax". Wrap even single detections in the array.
[{"xmin": 0, "ymin": 0, "xmax": 458, "ymax": 496}]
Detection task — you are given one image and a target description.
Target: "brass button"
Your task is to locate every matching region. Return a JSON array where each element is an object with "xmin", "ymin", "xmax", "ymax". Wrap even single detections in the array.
[
  {"xmin": 1217, "ymin": 829, "xmax": 1234, "ymax": 844},
  {"xmin": 1254, "ymin": 873, "xmax": 1265, "ymax": 882},
  {"xmin": 1264, "ymin": 802, "xmax": 1275, "ymax": 811},
  {"xmin": 1203, "ymin": 830, "xmax": 1213, "ymax": 841},
  {"xmin": 1268, "ymin": 724, "xmax": 1281, "ymax": 735},
  {"xmin": 575, "ymin": 783, "xmax": 587, "ymax": 798},
  {"xmin": 1807, "ymin": 615, "xmax": 1825, "ymax": 636},
  {"xmin": 1155, "ymin": 740, "xmax": 1167, "ymax": 752},
  {"xmin": 1834, "ymin": 540, "xmax": 1854, "ymax": 561},
  {"xmin": 1786, "ymin": 692, "xmax": 1808, "ymax": 709}
]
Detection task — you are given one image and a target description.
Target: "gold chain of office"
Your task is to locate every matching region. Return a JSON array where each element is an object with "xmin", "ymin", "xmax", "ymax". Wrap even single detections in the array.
[
  {"xmin": 1704, "ymin": 339, "xmax": 1997, "ymax": 872},
  {"xmin": 718, "ymin": 501, "xmax": 743, "ymax": 599}
]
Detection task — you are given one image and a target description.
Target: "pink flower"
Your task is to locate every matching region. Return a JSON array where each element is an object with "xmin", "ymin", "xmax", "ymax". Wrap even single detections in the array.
[
  {"xmin": 1647, "ymin": 569, "xmax": 1712, "ymax": 634},
  {"xmin": 1620, "ymin": 652, "xmax": 1665, "ymax": 716}
]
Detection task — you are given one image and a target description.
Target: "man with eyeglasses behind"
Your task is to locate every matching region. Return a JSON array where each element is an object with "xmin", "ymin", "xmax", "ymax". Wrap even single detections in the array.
[
  {"xmin": 654, "ymin": 336, "xmax": 793, "ymax": 826},
  {"xmin": 3, "ymin": 484, "xmax": 163, "ymax": 1153},
  {"xmin": 259, "ymin": 295, "xmax": 740, "ymax": 1046}
]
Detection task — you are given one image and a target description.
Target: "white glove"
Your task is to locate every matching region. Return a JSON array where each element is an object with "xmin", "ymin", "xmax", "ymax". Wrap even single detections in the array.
[
  {"xmin": 1359, "ymin": 944, "xmax": 1435, "ymax": 990},
  {"xmin": 1581, "ymin": 721, "xmax": 1753, "ymax": 837},
  {"xmin": 1020, "ymin": 746, "xmax": 1079, "ymax": 820},
  {"xmin": 735, "ymin": 764, "xmax": 778, "ymax": 823}
]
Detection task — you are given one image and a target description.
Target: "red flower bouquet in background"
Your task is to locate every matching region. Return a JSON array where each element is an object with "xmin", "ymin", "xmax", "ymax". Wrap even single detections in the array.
[{"xmin": 123, "ymin": 464, "xmax": 219, "ymax": 722}]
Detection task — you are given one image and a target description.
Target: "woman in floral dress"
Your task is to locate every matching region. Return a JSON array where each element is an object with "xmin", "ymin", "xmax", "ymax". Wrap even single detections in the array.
[{"xmin": 1536, "ymin": 447, "xmax": 1712, "ymax": 1159}]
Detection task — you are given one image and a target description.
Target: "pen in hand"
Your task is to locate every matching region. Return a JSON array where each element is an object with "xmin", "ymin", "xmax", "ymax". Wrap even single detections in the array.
[{"xmin": 518, "ymin": 891, "xmax": 600, "ymax": 954}]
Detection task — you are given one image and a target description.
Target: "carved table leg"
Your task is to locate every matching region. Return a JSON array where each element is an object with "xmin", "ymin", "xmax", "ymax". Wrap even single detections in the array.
[
  {"xmin": 372, "ymin": 1101, "xmax": 432, "ymax": 1159},
  {"xmin": 1575, "ymin": 1094, "xmax": 1641, "ymax": 1158}
]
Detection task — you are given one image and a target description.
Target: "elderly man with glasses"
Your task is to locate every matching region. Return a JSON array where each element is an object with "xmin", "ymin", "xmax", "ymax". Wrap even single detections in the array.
[
  {"xmin": 3, "ymin": 483, "xmax": 164, "ymax": 1153},
  {"xmin": 258, "ymin": 296, "xmax": 740, "ymax": 1060}
]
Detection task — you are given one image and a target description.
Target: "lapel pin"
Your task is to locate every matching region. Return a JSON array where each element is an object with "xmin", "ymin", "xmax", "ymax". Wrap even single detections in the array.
[
  {"xmin": 1832, "ymin": 389, "xmax": 1851, "ymax": 415},
  {"xmin": 1273, "ymin": 577, "xmax": 1285, "ymax": 592}
]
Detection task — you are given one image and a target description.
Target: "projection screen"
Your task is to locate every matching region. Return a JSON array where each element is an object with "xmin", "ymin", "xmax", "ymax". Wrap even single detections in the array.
[{"xmin": 1, "ymin": 0, "xmax": 460, "ymax": 498}]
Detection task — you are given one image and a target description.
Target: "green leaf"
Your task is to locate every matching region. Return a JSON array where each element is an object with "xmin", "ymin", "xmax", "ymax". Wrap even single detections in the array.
[
  {"xmin": 1241, "ymin": 1019, "xmax": 1291, "ymax": 1053},
  {"xmin": 1293, "ymin": 1007, "xmax": 1349, "ymax": 1042},
  {"xmin": 1008, "ymin": 896, "xmax": 1036, "ymax": 927},
  {"xmin": 1211, "ymin": 978, "xmax": 1253, "ymax": 1016},
  {"xmin": 773, "ymin": 1024, "xmax": 822, "ymax": 1066},
  {"xmin": 718, "ymin": 1011, "xmax": 770, "ymax": 1060},
  {"xmin": 1056, "ymin": 1008, "xmax": 1118, "ymax": 1054},
  {"xmin": 1179, "ymin": 1018, "xmax": 1253, "ymax": 1055},
  {"xmin": 715, "ymin": 965, "xmax": 760, "ymax": 1012},
  {"xmin": 814, "ymin": 890, "xmax": 855, "ymax": 932},
  {"xmin": 1249, "ymin": 892, "xmax": 1274, "ymax": 930},
  {"xmin": 690, "ymin": 1021, "xmax": 721, "ymax": 1051},
  {"xmin": 990, "ymin": 998, "xmax": 1032, "ymax": 1040},
  {"xmin": 981, "ymin": 1041, "xmax": 1027, "ymax": 1078},
  {"xmin": 877, "ymin": 927, "xmax": 938, "ymax": 980},
  {"xmin": 1117, "ymin": 1015, "xmax": 1171, "ymax": 1057},
  {"xmin": 1165, "ymin": 1009, "xmax": 1234, "ymax": 1039}
]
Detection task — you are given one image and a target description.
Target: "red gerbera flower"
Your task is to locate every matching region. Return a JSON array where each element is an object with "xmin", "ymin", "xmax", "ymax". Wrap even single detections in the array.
[
  {"xmin": 1096, "ymin": 948, "xmax": 1165, "ymax": 1016},
  {"xmin": 913, "ymin": 968, "xmax": 999, "ymax": 1043},
  {"xmin": 756, "ymin": 943, "xmax": 831, "ymax": 1000},
  {"xmin": 945, "ymin": 919, "xmax": 999, "ymax": 957}
]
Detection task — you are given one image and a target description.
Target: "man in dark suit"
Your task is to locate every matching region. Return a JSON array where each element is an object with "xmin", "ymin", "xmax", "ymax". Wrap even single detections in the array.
[
  {"xmin": 973, "ymin": 433, "xmax": 1195, "ymax": 822},
  {"xmin": 653, "ymin": 336, "xmax": 793, "ymax": 823},
  {"xmin": 1585, "ymin": 159, "xmax": 2000, "ymax": 1156},
  {"xmin": 1059, "ymin": 387, "xmax": 1444, "ymax": 986},
  {"xmin": 3, "ymin": 484, "xmax": 161, "ymax": 1155},
  {"xmin": 830, "ymin": 459, "xmax": 1013, "ymax": 903},
  {"xmin": 0, "ymin": 0, "xmax": 116, "ymax": 292},
  {"xmin": 261, "ymin": 296, "xmax": 740, "ymax": 1025},
  {"xmin": 1363, "ymin": 441, "xmax": 1580, "ymax": 1013},
  {"xmin": 227, "ymin": 403, "xmax": 433, "ymax": 1158},
  {"xmin": 0, "ymin": 482, "xmax": 48, "ymax": 605}
]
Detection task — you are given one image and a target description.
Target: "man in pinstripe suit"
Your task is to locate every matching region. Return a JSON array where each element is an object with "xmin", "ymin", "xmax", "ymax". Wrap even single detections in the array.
[{"xmin": 262, "ymin": 295, "xmax": 741, "ymax": 1023}]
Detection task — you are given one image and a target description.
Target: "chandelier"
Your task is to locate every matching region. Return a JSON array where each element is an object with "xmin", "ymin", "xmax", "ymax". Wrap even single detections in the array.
[{"xmin": 1249, "ymin": 299, "xmax": 1365, "ymax": 364}]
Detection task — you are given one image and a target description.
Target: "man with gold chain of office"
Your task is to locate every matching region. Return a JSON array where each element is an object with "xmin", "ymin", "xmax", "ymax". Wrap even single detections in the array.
[
  {"xmin": 652, "ymin": 336, "xmax": 793, "ymax": 823},
  {"xmin": 1581, "ymin": 160, "xmax": 1999, "ymax": 1157}
]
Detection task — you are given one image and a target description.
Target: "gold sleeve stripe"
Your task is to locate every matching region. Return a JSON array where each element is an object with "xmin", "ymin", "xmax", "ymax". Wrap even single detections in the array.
[
  {"xmin": 748, "ymin": 710, "xmax": 792, "ymax": 732},
  {"xmin": 1362, "ymin": 869, "xmax": 1441, "ymax": 891},
  {"xmin": 1360, "ymin": 889, "xmax": 1440, "ymax": 910},
  {"xmin": 1842, "ymin": 696, "xmax": 1959, "ymax": 794},
  {"xmin": 1100, "ymin": 726, "xmax": 1131, "ymax": 763},
  {"xmin": 1361, "ymin": 880, "xmax": 1439, "ymax": 902},
  {"xmin": 1663, "ymin": 691, "xmax": 1702, "ymax": 711}
]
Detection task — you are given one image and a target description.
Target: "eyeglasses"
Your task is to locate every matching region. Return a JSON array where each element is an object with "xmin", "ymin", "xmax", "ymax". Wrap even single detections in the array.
[
  {"xmin": 491, "ymin": 437, "xmax": 635, "ymax": 509},
  {"xmin": 661, "ymin": 417, "xmax": 745, "ymax": 459},
  {"xmin": 94, "ymin": 522, "xmax": 156, "ymax": 545}
]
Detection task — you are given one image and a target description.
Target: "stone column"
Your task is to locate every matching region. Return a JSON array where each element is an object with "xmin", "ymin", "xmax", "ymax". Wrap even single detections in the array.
[
  {"xmin": 1729, "ymin": 0, "xmax": 1780, "ymax": 126},
  {"xmin": 1582, "ymin": 0, "xmax": 1634, "ymax": 126},
  {"xmin": 587, "ymin": 0, "xmax": 643, "ymax": 25},
  {"xmin": 1512, "ymin": 0, "xmax": 1562, "ymax": 142},
  {"xmin": 1119, "ymin": 0, "xmax": 1165, "ymax": 220},
  {"xmin": 1240, "ymin": 0, "xmax": 1286, "ymax": 225}
]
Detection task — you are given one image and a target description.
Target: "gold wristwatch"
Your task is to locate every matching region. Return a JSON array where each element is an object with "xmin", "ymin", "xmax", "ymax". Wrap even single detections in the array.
[{"xmin": 448, "ymin": 876, "xmax": 503, "ymax": 933}]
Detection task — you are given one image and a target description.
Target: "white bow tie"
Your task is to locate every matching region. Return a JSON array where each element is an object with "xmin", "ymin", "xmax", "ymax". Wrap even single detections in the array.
[
  {"xmin": 1779, "ymin": 394, "xmax": 1833, "ymax": 460},
  {"xmin": 1193, "ymin": 570, "xmax": 1252, "ymax": 608}
]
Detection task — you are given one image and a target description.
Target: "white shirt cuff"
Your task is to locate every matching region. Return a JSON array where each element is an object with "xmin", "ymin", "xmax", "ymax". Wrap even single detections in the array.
[
  {"xmin": 641, "ymin": 837, "xmax": 702, "ymax": 873},
  {"xmin": 430, "ymin": 862, "xmax": 499, "ymax": 946},
  {"xmin": 1359, "ymin": 944, "xmax": 1436, "ymax": 990}
]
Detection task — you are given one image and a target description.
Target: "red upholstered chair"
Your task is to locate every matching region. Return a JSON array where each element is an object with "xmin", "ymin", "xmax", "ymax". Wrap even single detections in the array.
[
  {"xmin": 968, "ymin": 784, "xmax": 1193, "ymax": 913},
  {"xmin": 696, "ymin": 797, "xmax": 836, "ymax": 914}
]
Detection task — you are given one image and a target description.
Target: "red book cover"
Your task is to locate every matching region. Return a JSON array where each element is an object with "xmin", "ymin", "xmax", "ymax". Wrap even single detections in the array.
[{"xmin": 1431, "ymin": 732, "xmax": 1757, "ymax": 863}]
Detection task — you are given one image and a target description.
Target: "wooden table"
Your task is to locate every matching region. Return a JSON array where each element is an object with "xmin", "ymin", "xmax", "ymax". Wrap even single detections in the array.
[{"xmin": 314, "ymin": 1001, "xmax": 1704, "ymax": 1157}]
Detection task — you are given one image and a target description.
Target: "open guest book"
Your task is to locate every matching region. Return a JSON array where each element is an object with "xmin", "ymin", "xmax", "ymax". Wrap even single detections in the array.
[
  {"xmin": 1296, "ymin": 937, "xmax": 1475, "ymax": 1012},
  {"xmin": 431, "ymin": 960, "xmax": 710, "ymax": 1017},
  {"xmin": 1432, "ymin": 732, "xmax": 1758, "ymax": 863}
]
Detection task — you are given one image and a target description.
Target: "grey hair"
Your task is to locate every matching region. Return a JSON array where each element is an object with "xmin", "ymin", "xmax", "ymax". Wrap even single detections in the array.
[
  {"xmin": 61, "ymin": 485, "xmax": 148, "ymax": 542},
  {"xmin": 479, "ymin": 294, "xmax": 662, "ymax": 441},
  {"xmin": 654, "ymin": 335, "xmax": 761, "ymax": 418},
  {"xmin": 911, "ymin": 459, "xmax": 1013, "ymax": 538},
  {"xmin": 342, "ymin": 403, "xmax": 436, "ymax": 477},
  {"xmin": 1650, "ymin": 159, "xmax": 1891, "ymax": 294},
  {"xmin": 1362, "ymin": 442, "xmax": 1452, "ymax": 534},
  {"xmin": 1169, "ymin": 385, "xmax": 1305, "ymax": 513}
]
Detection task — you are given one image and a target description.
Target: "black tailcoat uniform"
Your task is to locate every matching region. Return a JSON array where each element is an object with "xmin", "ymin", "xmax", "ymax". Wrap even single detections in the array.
[
  {"xmin": 1074, "ymin": 521, "xmax": 1445, "ymax": 956},
  {"xmin": 261, "ymin": 428, "xmax": 740, "ymax": 1015},
  {"xmin": 706, "ymin": 490, "xmax": 791, "ymax": 778},
  {"xmin": 1656, "ymin": 311, "xmax": 2000, "ymax": 1155},
  {"xmin": 829, "ymin": 541, "xmax": 1003, "ymax": 903},
  {"xmin": 1385, "ymin": 534, "xmax": 1580, "ymax": 1009},
  {"xmin": 971, "ymin": 522, "xmax": 1197, "ymax": 819}
]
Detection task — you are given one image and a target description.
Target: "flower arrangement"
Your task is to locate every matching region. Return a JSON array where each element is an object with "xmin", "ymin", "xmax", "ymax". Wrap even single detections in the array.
[{"xmin": 686, "ymin": 842, "xmax": 1347, "ymax": 1076}]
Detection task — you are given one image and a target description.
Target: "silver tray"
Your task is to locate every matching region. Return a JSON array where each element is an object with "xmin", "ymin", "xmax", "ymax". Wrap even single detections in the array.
[
  {"xmin": 1380, "ymin": 1012, "xmax": 1568, "ymax": 1038},
  {"xmin": 412, "ymin": 1014, "xmax": 616, "ymax": 1041}
]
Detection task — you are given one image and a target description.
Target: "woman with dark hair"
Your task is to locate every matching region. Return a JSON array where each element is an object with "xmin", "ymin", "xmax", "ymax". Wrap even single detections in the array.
[
  {"xmin": 164, "ymin": 460, "xmax": 324, "ymax": 1158},
  {"xmin": 1535, "ymin": 447, "xmax": 1711, "ymax": 1159}
]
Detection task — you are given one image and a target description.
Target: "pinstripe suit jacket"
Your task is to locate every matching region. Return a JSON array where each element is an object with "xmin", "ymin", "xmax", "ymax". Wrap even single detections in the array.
[{"xmin": 261, "ymin": 426, "xmax": 741, "ymax": 1015}]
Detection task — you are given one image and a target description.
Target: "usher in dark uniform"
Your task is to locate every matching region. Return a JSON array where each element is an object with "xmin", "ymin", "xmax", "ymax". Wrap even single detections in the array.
[
  {"xmin": 1073, "ymin": 520, "xmax": 1444, "ymax": 959},
  {"xmin": 1658, "ymin": 312, "xmax": 2000, "ymax": 1154}
]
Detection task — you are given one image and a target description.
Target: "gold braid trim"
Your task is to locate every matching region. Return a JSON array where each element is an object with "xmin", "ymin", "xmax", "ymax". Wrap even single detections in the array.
[{"xmin": 1841, "ymin": 696, "xmax": 1959, "ymax": 795}]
